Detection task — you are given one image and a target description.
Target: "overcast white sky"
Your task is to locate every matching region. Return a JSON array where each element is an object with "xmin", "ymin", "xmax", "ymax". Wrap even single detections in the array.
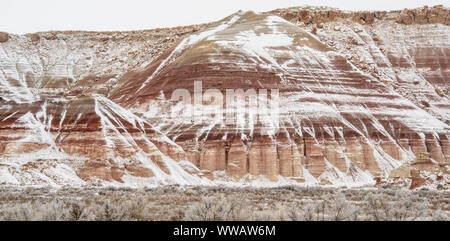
[{"xmin": 1, "ymin": 0, "xmax": 448, "ymax": 34}]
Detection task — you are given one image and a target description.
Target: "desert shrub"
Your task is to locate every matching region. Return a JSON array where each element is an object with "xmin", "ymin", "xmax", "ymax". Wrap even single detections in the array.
[
  {"xmin": 0, "ymin": 200, "xmax": 69, "ymax": 221},
  {"xmin": 430, "ymin": 211, "xmax": 449, "ymax": 221},
  {"xmin": 68, "ymin": 202, "xmax": 85, "ymax": 221},
  {"xmin": 287, "ymin": 204, "xmax": 302, "ymax": 221},
  {"xmin": 0, "ymin": 203, "xmax": 34, "ymax": 221},
  {"xmin": 122, "ymin": 197, "xmax": 150, "ymax": 221},
  {"xmin": 329, "ymin": 192, "xmax": 355, "ymax": 221},
  {"xmin": 81, "ymin": 200, "xmax": 127, "ymax": 221},
  {"xmin": 364, "ymin": 189, "xmax": 429, "ymax": 221},
  {"xmin": 183, "ymin": 194, "xmax": 246, "ymax": 221}
]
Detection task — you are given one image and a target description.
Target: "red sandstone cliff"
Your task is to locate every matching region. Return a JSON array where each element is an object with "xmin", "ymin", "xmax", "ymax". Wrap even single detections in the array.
[{"xmin": 0, "ymin": 6, "xmax": 448, "ymax": 188}]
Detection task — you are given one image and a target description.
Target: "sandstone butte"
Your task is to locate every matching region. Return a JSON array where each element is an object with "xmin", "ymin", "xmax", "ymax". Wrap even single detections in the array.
[{"xmin": 0, "ymin": 6, "xmax": 448, "ymax": 189}]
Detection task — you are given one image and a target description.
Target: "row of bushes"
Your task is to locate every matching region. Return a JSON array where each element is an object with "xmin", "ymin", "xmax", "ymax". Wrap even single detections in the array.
[{"xmin": 0, "ymin": 185, "xmax": 448, "ymax": 221}]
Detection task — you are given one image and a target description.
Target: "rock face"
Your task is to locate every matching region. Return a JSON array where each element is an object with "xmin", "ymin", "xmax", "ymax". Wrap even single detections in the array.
[
  {"xmin": 268, "ymin": 5, "xmax": 449, "ymax": 25},
  {"xmin": 0, "ymin": 6, "xmax": 449, "ymax": 188}
]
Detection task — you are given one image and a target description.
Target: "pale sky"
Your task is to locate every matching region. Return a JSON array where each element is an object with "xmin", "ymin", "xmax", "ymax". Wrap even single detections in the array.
[{"xmin": 1, "ymin": 0, "xmax": 448, "ymax": 34}]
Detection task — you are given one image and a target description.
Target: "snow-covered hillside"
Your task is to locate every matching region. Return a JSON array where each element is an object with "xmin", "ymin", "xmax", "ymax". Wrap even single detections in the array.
[{"xmin": 0, "ymin": 6, "xmax": 449, "ymax": 188}]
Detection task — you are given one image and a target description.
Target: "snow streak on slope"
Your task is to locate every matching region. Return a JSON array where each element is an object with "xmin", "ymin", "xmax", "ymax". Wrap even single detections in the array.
[
  {"xmin": 137, "ymin": 13, "xmax": 243, "ymax": 91},
  {"xmin": 0, "ymin": 92, "xmax": 212, "ymax": 186},
  {"xmin": 0, "ymin": 9, "xmax": 449, "ymax": 187},
  {"xmin": 93, "ymin": 95, "xmax": 211, "ymax": 186},
  {"xmin": 0, "ymin": 101, "xmax": 85, "ymax": 185},
  {"xmin": 127, "ymin": 11, "xmax": 449, "ymax": 187}
]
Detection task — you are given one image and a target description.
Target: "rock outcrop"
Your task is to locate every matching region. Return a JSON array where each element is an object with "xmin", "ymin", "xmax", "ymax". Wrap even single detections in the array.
[
  {"xmin": 0, "ymin": 6, "xmax": 448, "ymax": 188},
  {"xmin": 268, "ymin": 5, "xmax": 449, "ymax": 25}
]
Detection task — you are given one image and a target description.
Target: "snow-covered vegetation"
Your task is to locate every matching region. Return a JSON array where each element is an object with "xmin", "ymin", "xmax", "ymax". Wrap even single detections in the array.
[{"xmin": 0, "ymin": 185, "xmax": 447, "ymax": 221}]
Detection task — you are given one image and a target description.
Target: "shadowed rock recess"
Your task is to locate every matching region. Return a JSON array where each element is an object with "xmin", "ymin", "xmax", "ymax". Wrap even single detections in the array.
[{"xmin": 0, "ymin": 6, "xmax": 449, "ymax": 188}]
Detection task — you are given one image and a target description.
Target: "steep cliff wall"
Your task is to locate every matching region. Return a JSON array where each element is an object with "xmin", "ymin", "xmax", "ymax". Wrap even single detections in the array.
[{"xmin": 0, "ymin": 6, "xmax": 448, "ymax": 188}]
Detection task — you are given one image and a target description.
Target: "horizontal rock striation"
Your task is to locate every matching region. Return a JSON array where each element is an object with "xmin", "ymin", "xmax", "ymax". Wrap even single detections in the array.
[
  {"xmin": 109, "ymin": 10, "xmax": 449, "ymax": 187},
  {"xmin": 0, "ymin": 6, "xmax": 449, "ymax": 187}
]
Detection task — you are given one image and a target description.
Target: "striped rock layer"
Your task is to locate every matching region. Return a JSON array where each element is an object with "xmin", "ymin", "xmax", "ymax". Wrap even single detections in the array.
[{"xmin": 0, "ymin": 6, "xmax": 449, "ymax": 187}]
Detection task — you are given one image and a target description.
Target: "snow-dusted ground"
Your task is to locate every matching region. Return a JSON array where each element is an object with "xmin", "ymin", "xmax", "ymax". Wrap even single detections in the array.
[{"xmin": 0, "ymin": 185, "xmax": 448, "ymax": 221}]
